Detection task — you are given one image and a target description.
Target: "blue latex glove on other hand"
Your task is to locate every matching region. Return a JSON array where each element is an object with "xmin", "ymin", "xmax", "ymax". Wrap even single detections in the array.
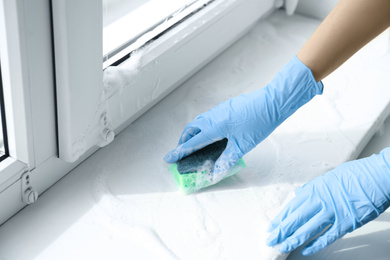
[
  {"xmin": 164, "ymin": 56, "xmax": 323, "ymax": 183},
  {"xmin": 267, "ymin": 147, "xmax": 390, "ymax": 255}
]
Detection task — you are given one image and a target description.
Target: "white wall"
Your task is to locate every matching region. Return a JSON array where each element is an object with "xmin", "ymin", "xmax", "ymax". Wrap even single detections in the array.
[{"xmin": 295, "ymin": 0, "xmax": 338, "ymax": 20}]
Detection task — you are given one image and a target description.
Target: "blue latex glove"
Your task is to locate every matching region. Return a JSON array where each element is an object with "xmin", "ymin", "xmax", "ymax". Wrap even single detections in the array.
[
  {"xmin": 266, "ymin": 147, "xmax": 390, "ymax": 255},
  {"xmin": 164, "ymin": 56, "xmax": 323, "ymax": 182}
]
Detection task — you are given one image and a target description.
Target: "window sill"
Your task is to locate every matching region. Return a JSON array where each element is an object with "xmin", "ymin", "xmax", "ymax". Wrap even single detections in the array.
[{"xmin": 1, "ymin": 11, "xmax": 390, "ymax": 259}]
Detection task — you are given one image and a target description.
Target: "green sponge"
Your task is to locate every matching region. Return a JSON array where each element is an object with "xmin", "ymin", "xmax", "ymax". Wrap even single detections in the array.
[{"xmin": 168, "ymin": 139, "xmax": 246, "ymax": 194}]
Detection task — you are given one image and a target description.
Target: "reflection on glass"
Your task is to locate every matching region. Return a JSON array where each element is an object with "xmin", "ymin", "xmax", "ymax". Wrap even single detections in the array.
[
  {"xmin": 103, "ymin": 0, "xmax": 203, "ymax": 67},
  {"xmin": 103, "ymin": 0, "xmax": 151, "ymax": 27}
]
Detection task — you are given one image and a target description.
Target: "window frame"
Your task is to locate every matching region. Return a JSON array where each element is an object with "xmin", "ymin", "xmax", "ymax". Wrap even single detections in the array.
[
  {"xmin": 53, "ymin": 0, "xmax": 275, "ymax": 163},
  {"xmin": 0, "ymin": 0, "xmax": 275, "ymax": 226},
  {"xmin": 0, "ymin": 0, "xmax": 34, "ymax": 224},
  {"xmin": 0, "ymin": 0, "xmax": 84, "ymax": 225},
  {"xmin": 103, "ymin": 0, "xmax": 215, "ymax": 68}
]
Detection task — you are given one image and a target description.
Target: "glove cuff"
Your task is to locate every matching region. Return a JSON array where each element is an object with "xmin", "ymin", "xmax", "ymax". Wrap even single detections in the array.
[
  {"xmin": 343, "ymin": 147, "xmax": 390, "ymax": 225},
  {"xmin": 264, "ymin": 55, "xmax": 323, "ymax": 127},
  {"xmin": 272, "ymin": 55, "xmax": 323, "ymax": 112},
  {"xmin": 290, "ymin": 55, "xmax": 324, "ymax": 95},
  {"xmin": 370, "ymin": 147, "xmax": 390, "ymax": 212}
]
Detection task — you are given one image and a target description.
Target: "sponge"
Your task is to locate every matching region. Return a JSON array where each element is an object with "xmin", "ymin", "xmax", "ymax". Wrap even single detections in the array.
[{"xmin": 169, "ymin": 139, "xmax": 246, "ymax": 194}]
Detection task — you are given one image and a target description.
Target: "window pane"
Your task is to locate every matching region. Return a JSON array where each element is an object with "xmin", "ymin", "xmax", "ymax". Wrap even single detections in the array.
[
  {"xmin": 0, "ymin": 61, "xmax": 8, "ymax": 161},
  {"xmin": 103, "ymin": 0, "xmax": 150, "ymax": 27},
  {"xmin": 103, "ymin": 0, "xmax": 211, "ymax": 67},
  {"xmin": 0, "ymin": 109, "xmax": 3, "ymax": 157}
]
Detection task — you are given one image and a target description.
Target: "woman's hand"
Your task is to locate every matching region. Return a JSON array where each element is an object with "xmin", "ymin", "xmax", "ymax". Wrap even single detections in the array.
[
  {"xmin": 267, "ymin": 148, "xmax": 390, "ymax": 255},
  {"xmin": 164, "ymin": 56, "xmax": 323, "ymax": 183}
]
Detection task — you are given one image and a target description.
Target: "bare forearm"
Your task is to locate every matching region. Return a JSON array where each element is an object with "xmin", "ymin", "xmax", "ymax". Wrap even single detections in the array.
[{"xmin": 297, "ymin": 0, "xmax": 390, "ymax": 81}]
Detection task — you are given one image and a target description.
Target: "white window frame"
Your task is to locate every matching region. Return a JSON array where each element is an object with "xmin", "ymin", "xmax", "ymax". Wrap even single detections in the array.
[
  {"xmin": 53, "ymin": 0, "xmax": 275, "ymax": 163},
  {"xmin": 102, "ymin": 0, "xmax": 210, "ymax": 66},
  {"xmin": 0, "ymin": 0, "xmax": 276, "ymax": 225}
]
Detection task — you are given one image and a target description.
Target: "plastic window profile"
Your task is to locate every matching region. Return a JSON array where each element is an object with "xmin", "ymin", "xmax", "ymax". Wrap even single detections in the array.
[
  {"xmin": 53, "ymin": 0, "xmax": 275, "ymax": 163},
  {"xmin": 103, "ymin": 0, "xmax": 214, "ymax": 69}
]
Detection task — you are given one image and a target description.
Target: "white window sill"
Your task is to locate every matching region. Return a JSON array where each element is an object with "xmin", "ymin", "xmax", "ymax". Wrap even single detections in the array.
[{"xmin": 1, "ymin": 11, "xmax": 390, "ymax": 260}]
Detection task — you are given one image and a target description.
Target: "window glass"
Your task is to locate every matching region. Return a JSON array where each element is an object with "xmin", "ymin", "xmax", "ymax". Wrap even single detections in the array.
[
  {"xmin": 0, "ymin": 61, "xmax": 8, "ymax": 161},
  {"xmin": 103, "ymin": 0, "xmax": 211, "ymax": 67},
  {"xmin": 103, "ymin": 0, "xmax": 152, "ymax": 27}
]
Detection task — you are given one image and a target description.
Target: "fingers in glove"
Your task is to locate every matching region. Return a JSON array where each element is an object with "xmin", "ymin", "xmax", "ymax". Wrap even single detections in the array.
[
  {"xmin": 301, "ymin": 224, "xmax": 345, "ymax": 256},
  {"xmin": 266, "ymin": 196, "xmax": 321, "ymax": 247},
  {"xmin": 267, "ymin": 192, "xmax": 312, "ymax": 234},
  {"xmin": 163, "ymin": 132, "xmax": 213, "ymax": 163},
  {"xmin": 278, "ymin": 211, "xmax": 333, "ymax": 254},
  {"xmin": 178, "ymin": 123, "xmax": 201, "ymax": 146}
]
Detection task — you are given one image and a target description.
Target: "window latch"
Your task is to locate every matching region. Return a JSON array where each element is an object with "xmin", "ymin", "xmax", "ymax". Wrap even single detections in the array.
[{"xmin": 21, "ymin": 172, "xmax": 38, "ymax": 204}]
